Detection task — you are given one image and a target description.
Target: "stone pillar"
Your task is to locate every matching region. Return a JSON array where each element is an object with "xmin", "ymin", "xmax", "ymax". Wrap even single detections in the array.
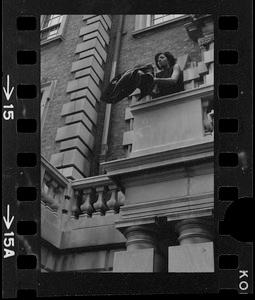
[
  {"xmin": 113, "ymin": 225, "xmax": 163, "ymax": 272},
  {"xmin": 124, "ymin": 225, "xmax": 157, "ymax": 250},
  {"xmin": 168, "ymin": 218, "xmax": 214, "ymax": 272},
  {"xmin": 175, "ymin": 218, "xmax": 213, "ymax": 245}
]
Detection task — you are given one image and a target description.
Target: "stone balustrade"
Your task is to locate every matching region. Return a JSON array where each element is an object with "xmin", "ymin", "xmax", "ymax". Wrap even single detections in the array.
[
  {"xmin": 71, "ymin": 175, "xmax": 125, "ymax": 219},
  {"xmin": 41, "ymin": 156, "xmax": 125, "ymax": 221}
]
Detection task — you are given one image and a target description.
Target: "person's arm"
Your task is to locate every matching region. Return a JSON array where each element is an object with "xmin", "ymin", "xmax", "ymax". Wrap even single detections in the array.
[{"xmin": 154, "ymin": 64, "xmax": 181, "ymax": 85}]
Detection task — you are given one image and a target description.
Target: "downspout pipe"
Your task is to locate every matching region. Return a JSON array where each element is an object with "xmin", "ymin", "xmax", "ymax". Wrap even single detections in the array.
[{"xmin": 100, "ymin": 15, "xmax": 124, "ymax": 161}]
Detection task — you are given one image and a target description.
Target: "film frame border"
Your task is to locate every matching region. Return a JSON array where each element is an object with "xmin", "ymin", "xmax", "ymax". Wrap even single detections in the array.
[{"xmin": 2, "ymin": 0, "xmax": 253, "ymax": 297}]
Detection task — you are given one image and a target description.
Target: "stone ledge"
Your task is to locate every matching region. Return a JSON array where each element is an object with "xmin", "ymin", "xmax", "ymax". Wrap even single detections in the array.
[{"xmin": 130, "ymin": 84, "xmax": 213, "ymax": 114}]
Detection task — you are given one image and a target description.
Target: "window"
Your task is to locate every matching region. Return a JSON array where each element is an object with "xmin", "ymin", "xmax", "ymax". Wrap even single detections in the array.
[
  {"xmin": 134, "ymin": 14, "xmax": 188, "ymax": 34},
  {"xmin": 40, "ymin": 15, "xmax": 68, "ymax": 45},
  {"xmin": 151, "ymin": 14, "xmax": 185, "ymax": 25},
  {"xmin": 41, "ymin": 81, "xmax": 56, "ymax": 132}
]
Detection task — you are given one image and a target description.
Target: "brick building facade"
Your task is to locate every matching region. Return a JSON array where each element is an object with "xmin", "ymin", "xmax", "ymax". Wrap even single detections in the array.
[{"xmin": 41, "ymin": 14, "xmax": 214, "ymax": 273}]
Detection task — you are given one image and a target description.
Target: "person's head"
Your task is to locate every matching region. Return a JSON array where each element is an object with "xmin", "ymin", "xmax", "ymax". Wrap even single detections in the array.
[{"xmin": 155, "ymin": 52, "xmax": 176, "ymax": 70}]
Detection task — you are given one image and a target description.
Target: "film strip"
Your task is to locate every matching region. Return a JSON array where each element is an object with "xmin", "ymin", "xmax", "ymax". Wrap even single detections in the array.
[{"xmin": 2, "ymin": 0, "xmax": 253, "ymax": 297}]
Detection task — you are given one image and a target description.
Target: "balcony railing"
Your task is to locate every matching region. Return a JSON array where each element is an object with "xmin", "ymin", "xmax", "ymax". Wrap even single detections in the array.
[{"xmin": 41, "ymin": 156, "xmax": 125, "ymax": 225}]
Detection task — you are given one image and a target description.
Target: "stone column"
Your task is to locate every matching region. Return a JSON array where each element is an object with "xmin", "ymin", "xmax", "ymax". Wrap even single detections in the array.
[
  {"xmin": 113, "ymin": 224, "xmax": 163, "ymax": 272},
  {"xmin": 175, "ymin": 218, "xmax": 213, "ymax": 245},
  {"xmin": 168, "ymin": 218, "xmax": 214, "ymax": 272},
  {"xmin": 124, "ymin": 225, "xmax": 157, "ymax": 250}
]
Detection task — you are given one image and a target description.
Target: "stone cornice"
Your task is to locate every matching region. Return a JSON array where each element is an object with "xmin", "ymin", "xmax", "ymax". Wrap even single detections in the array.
[
  {"xmin": 120, "ymin": 192, "xmax": 213, "ymax": 220},
  {"xmin": 101, "ymin": 140, "xmax": 213, "ymax": 185},
  {"xmin": 114, "ymin": 193, "xmax": 214, "ymax": 230}
]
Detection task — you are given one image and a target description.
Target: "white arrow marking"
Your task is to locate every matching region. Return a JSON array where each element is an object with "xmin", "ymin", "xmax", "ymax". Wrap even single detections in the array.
[
  {"xmin": 3, "ymin": 205, "xmax": 14, "ymax": 230},
  {"xmin": 3, "ymin": 75, "xmax": 14, "ymax": 101}
]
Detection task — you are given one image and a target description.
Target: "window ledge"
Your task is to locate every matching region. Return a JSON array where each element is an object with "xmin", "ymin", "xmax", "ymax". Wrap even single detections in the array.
[
  {"xmin": 41, "ymin": 34, "xmax": 64, "ymax": 47},
  {"xmin": 132, "ymin": 15, "xmax": 190, "ymax": 37}
]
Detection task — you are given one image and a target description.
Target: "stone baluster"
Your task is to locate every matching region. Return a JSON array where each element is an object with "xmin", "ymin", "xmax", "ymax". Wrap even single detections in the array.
[
  {"xmin": 117, "ymin": 190, "xmax": 125, "ymax": 209},
  {"xmin": 42, "ymin": 172, "xmax": 51, "ymax": 195},
  {"xmin": 80, "ymin": 188, "xmax": 94, "ymax": 218},
  {"xmin": 52, "ymin": 184, "xmax": 63, "ymax": 212},
  {"xmin": 71, "ymin": 190, "xmax": 80, "ymax": 218},
  {"xmin": 93, "ymin": 186, "xmax": 108, "ymax": 216},
  {"xmin": 106, "ymin": 185, "xmax": 119, "ymax": 214},
  {"xmin": 43, "ymin": 179, "xmax": 57, "ymax": 209},
  {"xmin": 175, "ymin": 218, "xmax": 213, "ymax": 245}
]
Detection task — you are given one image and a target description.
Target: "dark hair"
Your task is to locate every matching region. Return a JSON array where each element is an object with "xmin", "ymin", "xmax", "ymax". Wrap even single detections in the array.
[{"xmin": 155, "ymin": 52, "xmax": 176, "ymax": 70}]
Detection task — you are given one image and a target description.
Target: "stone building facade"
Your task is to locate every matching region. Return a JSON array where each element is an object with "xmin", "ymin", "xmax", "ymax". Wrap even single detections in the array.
[{"xmin": 41, "ymin": 14, "xmax": 214, "ymax": 273}]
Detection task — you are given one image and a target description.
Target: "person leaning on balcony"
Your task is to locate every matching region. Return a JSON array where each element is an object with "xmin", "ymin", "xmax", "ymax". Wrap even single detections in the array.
[{"xmin": 152, "ymin": 51, "xmax": 184, "ymax": 98}]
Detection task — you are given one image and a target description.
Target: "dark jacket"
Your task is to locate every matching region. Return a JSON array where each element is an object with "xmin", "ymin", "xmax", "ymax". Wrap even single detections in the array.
[{"xmin": 101, "ymin": 64, "xmax": 154, "ymax": 104}]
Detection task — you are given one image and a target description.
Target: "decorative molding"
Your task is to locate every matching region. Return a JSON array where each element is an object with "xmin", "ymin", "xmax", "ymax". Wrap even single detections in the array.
[{"xmin": 119, "ymin": 193, "xmax": 214, "ymax": 223}]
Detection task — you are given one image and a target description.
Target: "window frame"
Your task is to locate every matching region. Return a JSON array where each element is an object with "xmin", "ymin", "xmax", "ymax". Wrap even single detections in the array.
[
  {"xmin": 133, "ymin": 14, "xmax": 189, "ymax": 36},
  {"xmin": 40, "ymin": 15, "xmax": 68, "ymax": 46}
]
